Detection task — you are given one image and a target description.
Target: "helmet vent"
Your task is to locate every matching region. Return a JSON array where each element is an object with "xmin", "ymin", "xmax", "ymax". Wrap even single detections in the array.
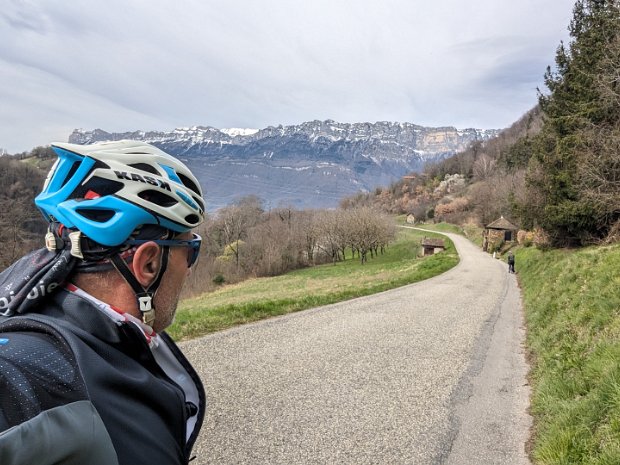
[
  {"xmin": 138, "ymin": 190, "xmax": 178, "ymax": 207},
  {"xmin": 76, "ymin": 209, "xmax": 116, "ymax": 222},
  {"xmin": 177, "ymin": 173, "xmax": 201, "ymax": 195},
  {"xmin": 128, "ymin": 163, "xmax": 161, "ymax": 176},
  {"xmin": 193, "ymin": 196, "xmax": 205, "ymax": 212},
  {"xmin": 72, "ymin": 177, "xmax": 123, "ymax": 199},
  {"xmin": 185, "ymin": 214, "xmax": 200, "ymax": 225},
  {"xmin": 93, "ymin": 159, "xmax": 110, "ymax": 170},
  {"xmin": 60, "ymin": 162, "xmax": 81, "ymax": 189}
]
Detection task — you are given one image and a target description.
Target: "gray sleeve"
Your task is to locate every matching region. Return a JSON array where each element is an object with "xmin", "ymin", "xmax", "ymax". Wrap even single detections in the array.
[{"xmin": 0, "ymin": 400, "xmax": 119, "ymax": 465}]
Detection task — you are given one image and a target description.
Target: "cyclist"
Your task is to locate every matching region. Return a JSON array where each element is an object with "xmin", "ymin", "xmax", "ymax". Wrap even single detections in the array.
[
  {"xmin": 0, "ymin": 140, "xmax": 206, "ymax": 465},
  {"xmin": 507, "ymin": 251, "xmax": 516, "ymax": 273}
]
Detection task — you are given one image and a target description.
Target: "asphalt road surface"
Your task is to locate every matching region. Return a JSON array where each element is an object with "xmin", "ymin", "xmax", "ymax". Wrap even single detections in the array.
[{"xmin": 182, "ymin": 230, "xmax": 531, "ymax": 464}]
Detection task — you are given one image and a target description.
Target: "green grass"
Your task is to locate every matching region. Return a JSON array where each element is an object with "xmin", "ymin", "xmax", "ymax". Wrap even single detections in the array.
[
  {"xmin": 410, "ymin": 222, "xmax": 484, "ymax": 247},
  {"xmin": 19, "ymin": 156, "xmax": 55, "ymax": 170},
  {"xmin": 21, "ymin": 157, "xmax": 39, "ymax": 167},
  {"xmin": 461, "ymin": 223, "xmax": 484, "ymax": 247},
  {"xmin": 415, "ymin": 222, "xmax": 464, "ymax": 234},
  {"xmin": 169, "ymin": 228, "xmax": 458, "ymax": 340},
  {"xmin": 517, "ymin": 243, "xmax": 620, "ymax": 464}
]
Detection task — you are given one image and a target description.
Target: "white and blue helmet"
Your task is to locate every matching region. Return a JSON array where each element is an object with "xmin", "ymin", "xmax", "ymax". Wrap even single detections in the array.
[{"xmin": 35, "ymin": 140, "xmax": 205, "ymax": 246}]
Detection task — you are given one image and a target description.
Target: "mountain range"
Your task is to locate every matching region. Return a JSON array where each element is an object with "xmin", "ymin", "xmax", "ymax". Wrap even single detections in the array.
[{"xmin": 69, "ymin": 120, "xmax": 500, "ymax": 211}]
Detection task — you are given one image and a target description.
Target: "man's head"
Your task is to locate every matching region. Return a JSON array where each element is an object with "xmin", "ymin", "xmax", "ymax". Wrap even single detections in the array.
[{"xmin": 35, "ymin": 140, "xmax": 205, "ymax": 330}]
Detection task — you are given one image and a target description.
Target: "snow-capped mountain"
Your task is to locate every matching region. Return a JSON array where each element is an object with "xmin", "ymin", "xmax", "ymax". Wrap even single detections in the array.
[{"xmin": 69, "ymin": 120, "xmax": 500, "ymax": 211}]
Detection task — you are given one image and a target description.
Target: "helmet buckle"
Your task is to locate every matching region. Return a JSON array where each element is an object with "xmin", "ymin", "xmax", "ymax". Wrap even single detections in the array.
[
  {"xmin": 68, "ymin": 231, "xmax": 84, "ymax": 259},
  {"xmin": 45, "ymin": 231, "xmax": 58, "ymax": 252},
  {"xmin": 138, "ymin": 296, "xmax": 155, "ymax": 327},
  {"xmin": 138, "ymin": 295, "xmax": 152, "ymax": 311}
]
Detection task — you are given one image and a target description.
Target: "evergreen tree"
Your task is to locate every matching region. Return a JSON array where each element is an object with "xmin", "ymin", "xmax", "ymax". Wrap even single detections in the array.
[{"xmin": 527, "ymin": 0, "xmax": 620, "ymax": 245}]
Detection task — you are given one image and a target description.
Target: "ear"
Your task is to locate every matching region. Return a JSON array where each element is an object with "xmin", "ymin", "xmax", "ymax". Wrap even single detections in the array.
[{"xmin": 131, "ymin": 242, "xmax": 163, "ymax": 287}]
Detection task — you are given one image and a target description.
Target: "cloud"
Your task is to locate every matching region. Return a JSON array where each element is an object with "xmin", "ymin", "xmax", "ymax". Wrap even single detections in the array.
[
  {"xmin": 0, "ymin": 58, "xmax": 169, "ymax": 151},
  {"xmin": 0, "ymin": 0, "xmax": 575, "ymax": 152}
]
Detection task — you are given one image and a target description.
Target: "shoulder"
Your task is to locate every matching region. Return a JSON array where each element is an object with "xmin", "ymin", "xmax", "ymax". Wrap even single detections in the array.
[
  {"xmin": 0, "ymin": 400, "xmax": 118, "ymax": 465},
  {"xmin": 0, "ymin": 317, "xmax": 89, "ymax": 430},
  {"xmin": 0, "ymin": 316, "xmax": 81, "ymax": 375}
]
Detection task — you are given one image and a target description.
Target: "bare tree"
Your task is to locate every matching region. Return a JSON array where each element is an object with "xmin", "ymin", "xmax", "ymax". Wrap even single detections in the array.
[
  {"xmin": 577, "ymin": 127, "xmax": 620, "ymax": 234},
  {"xmin": 467, "ymin": 175, "xmax": 512, "ymax": 226},
  {"xmin": 0, "ymin": 197, "xmax": 39, "ymax": 268},
  {"xmin": 212, "ymin": 196, "xmax": 264, "ymax": 268},
  {"xmin": 315, "ymin": 210, "xmax": 344, "ymax": 263},
  {"xmin": 472, "ymin": 153, "xmax": 496, "ymax": 181},
  {"xmin": 346, "ymin": 207, "xmax": 395, "ymax": 264},
  {"xmin": 296, "ymin": 210, "xmax": 321, "ymax": 264}
]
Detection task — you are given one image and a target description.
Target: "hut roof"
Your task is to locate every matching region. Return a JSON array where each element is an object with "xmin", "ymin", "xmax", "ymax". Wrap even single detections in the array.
[
  {"xmin": 485, "ymin": 216, "xmax": 518, "ymax": 230},
  {"xmin": 421, "ymin": 237, "xmax": 445, "ymax": 248}
]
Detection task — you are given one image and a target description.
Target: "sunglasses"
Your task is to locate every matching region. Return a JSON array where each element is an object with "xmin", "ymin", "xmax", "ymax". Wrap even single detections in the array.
[{"xmin": 126, "ymin": 233, "xmax": 202, "ymax": 267}]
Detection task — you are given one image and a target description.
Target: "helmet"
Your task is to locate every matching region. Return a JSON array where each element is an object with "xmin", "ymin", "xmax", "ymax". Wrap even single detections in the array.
[{"xmin": 35, "ymin": 140, "xmax": 205, "ymax": 246}]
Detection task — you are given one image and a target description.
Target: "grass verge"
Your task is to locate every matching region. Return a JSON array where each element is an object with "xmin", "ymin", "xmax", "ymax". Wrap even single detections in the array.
[
  {"xmin": 169, "ymin": 228, "xmax": 458, "ymax": 340},
  {"xmin": 517, "ymin": 243, "xmax": 620, "ymax": 464},
  {"xmin": 415, "ymin": 221, "xmax": 484, "ymax": 247},
  {"xmin": 414, "ymin": 222, "xmax": 463, "ymax": 234}
]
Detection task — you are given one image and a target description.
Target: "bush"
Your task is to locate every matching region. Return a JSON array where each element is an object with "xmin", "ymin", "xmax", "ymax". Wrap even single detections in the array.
[
  {"xmin": 532, "ymin": 227, "xmax": 551, "ymax": 249},
  {"xmin": 488, "ymin": 239, "xmax": 504, "ymax": 253},
  {"xmin": 517, "ymin": 230, "xmax": 534, "ymax": 247}
]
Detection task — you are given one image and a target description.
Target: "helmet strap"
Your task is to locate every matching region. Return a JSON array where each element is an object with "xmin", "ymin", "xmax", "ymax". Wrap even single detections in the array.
[{"xmin": 110, "ymin": 246, "xmax": 170, "ymax": 328}]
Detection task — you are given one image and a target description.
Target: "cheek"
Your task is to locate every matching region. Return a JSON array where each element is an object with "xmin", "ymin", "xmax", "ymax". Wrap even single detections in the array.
[
  {"xmin": 173, "ymin": 251, "xmax": 190, "ymax": 282},
  {"xmin": 171, "ymin": 247, "xmax": 188, "ymax": 269}
]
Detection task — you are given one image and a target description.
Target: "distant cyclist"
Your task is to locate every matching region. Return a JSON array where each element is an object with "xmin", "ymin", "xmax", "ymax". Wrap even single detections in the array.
[
  {"xmin": 507, "ymin": 251, "xmax": 516, "ymax": 273},
  {"xmin": 0, "ymin": 141, "xmax": 206, "ymax": 464}
]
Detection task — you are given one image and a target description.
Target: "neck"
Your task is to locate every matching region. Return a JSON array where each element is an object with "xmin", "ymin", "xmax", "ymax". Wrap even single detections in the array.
[{"xmin": 72, "ymin": 271, "xmax": 141, "ymax": 319}]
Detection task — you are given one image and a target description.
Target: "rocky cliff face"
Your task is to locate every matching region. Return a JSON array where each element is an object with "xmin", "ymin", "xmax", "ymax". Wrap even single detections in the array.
[{"xmin": 69, "ymin": 120, "xmax": 499, "ymax": 211}]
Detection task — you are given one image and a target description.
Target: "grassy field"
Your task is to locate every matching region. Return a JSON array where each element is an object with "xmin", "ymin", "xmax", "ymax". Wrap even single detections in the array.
[
  {"xmin": 412, "ymin": 222, "xmax": 462, "ymax": 234},
  {"xmin": 169, "ymin": 227, "xmax": 458, "ymax": 340},
  {"xmin": 415, "ymin": 221, "xmax": 484, "ymax": 247},
  {"xmin": 517, "ymin": 243, "xmax": 620, "ymax": 464}
]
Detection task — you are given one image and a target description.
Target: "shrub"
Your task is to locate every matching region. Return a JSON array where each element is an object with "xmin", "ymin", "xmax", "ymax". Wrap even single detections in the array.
[
  {"xmin": 488, "ymin": 239, "xmax": 504, "ymax": 253},
  {"xmin": 532, "ymin": 227, "xmax": 551, "ymax": 249},
  {"xmin": 517, "ymin": 230, "xmax": 534, "ymax": 247}
]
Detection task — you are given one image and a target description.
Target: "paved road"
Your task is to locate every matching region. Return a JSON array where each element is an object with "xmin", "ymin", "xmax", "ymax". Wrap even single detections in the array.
[{"xmin": 182, "ymin": 230, "xmax": 531, "ymax": 464}]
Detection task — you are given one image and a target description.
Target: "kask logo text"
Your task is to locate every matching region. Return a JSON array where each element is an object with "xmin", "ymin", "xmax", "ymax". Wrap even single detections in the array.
[{"xmin": 114, "ymin": 171, "xmax": 171, "ymax": 191}]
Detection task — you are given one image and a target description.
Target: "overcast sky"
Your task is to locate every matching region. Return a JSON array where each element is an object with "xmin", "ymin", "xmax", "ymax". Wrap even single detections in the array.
[{"xmin": 1, "ymin": 0, "xmax": 575, "ymax": 153}]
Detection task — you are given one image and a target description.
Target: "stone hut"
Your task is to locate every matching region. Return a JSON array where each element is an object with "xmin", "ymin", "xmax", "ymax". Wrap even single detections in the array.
[
  {"xmin": 483, "ymin": 216, "xmax": 518, "ymax": 252},
  {"xmin": 421, "ymin": 237, "xmax": 445, "ymax": 256}
]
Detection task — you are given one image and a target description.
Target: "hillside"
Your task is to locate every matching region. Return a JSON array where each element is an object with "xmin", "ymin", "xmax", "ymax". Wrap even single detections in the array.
[
  {"xmin": 518, "ymin": 242, "xmax": 620, "ymax": 463},
  {"xmin": 341, "ymin": 106, "xmax": 542, "ymax": 226},
  {"xmin": 0, "ymin": 151, "xmax": 50, "ymax": 267}
]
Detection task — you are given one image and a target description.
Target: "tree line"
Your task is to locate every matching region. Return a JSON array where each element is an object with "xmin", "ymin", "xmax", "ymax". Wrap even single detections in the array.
[
  {"xmin": 183, "ymin": 196, "xmax": 396, "ymax": 297},
  {"xmin": 522, "ymin": 0, "xmax": 620, "ymax": 246}
]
